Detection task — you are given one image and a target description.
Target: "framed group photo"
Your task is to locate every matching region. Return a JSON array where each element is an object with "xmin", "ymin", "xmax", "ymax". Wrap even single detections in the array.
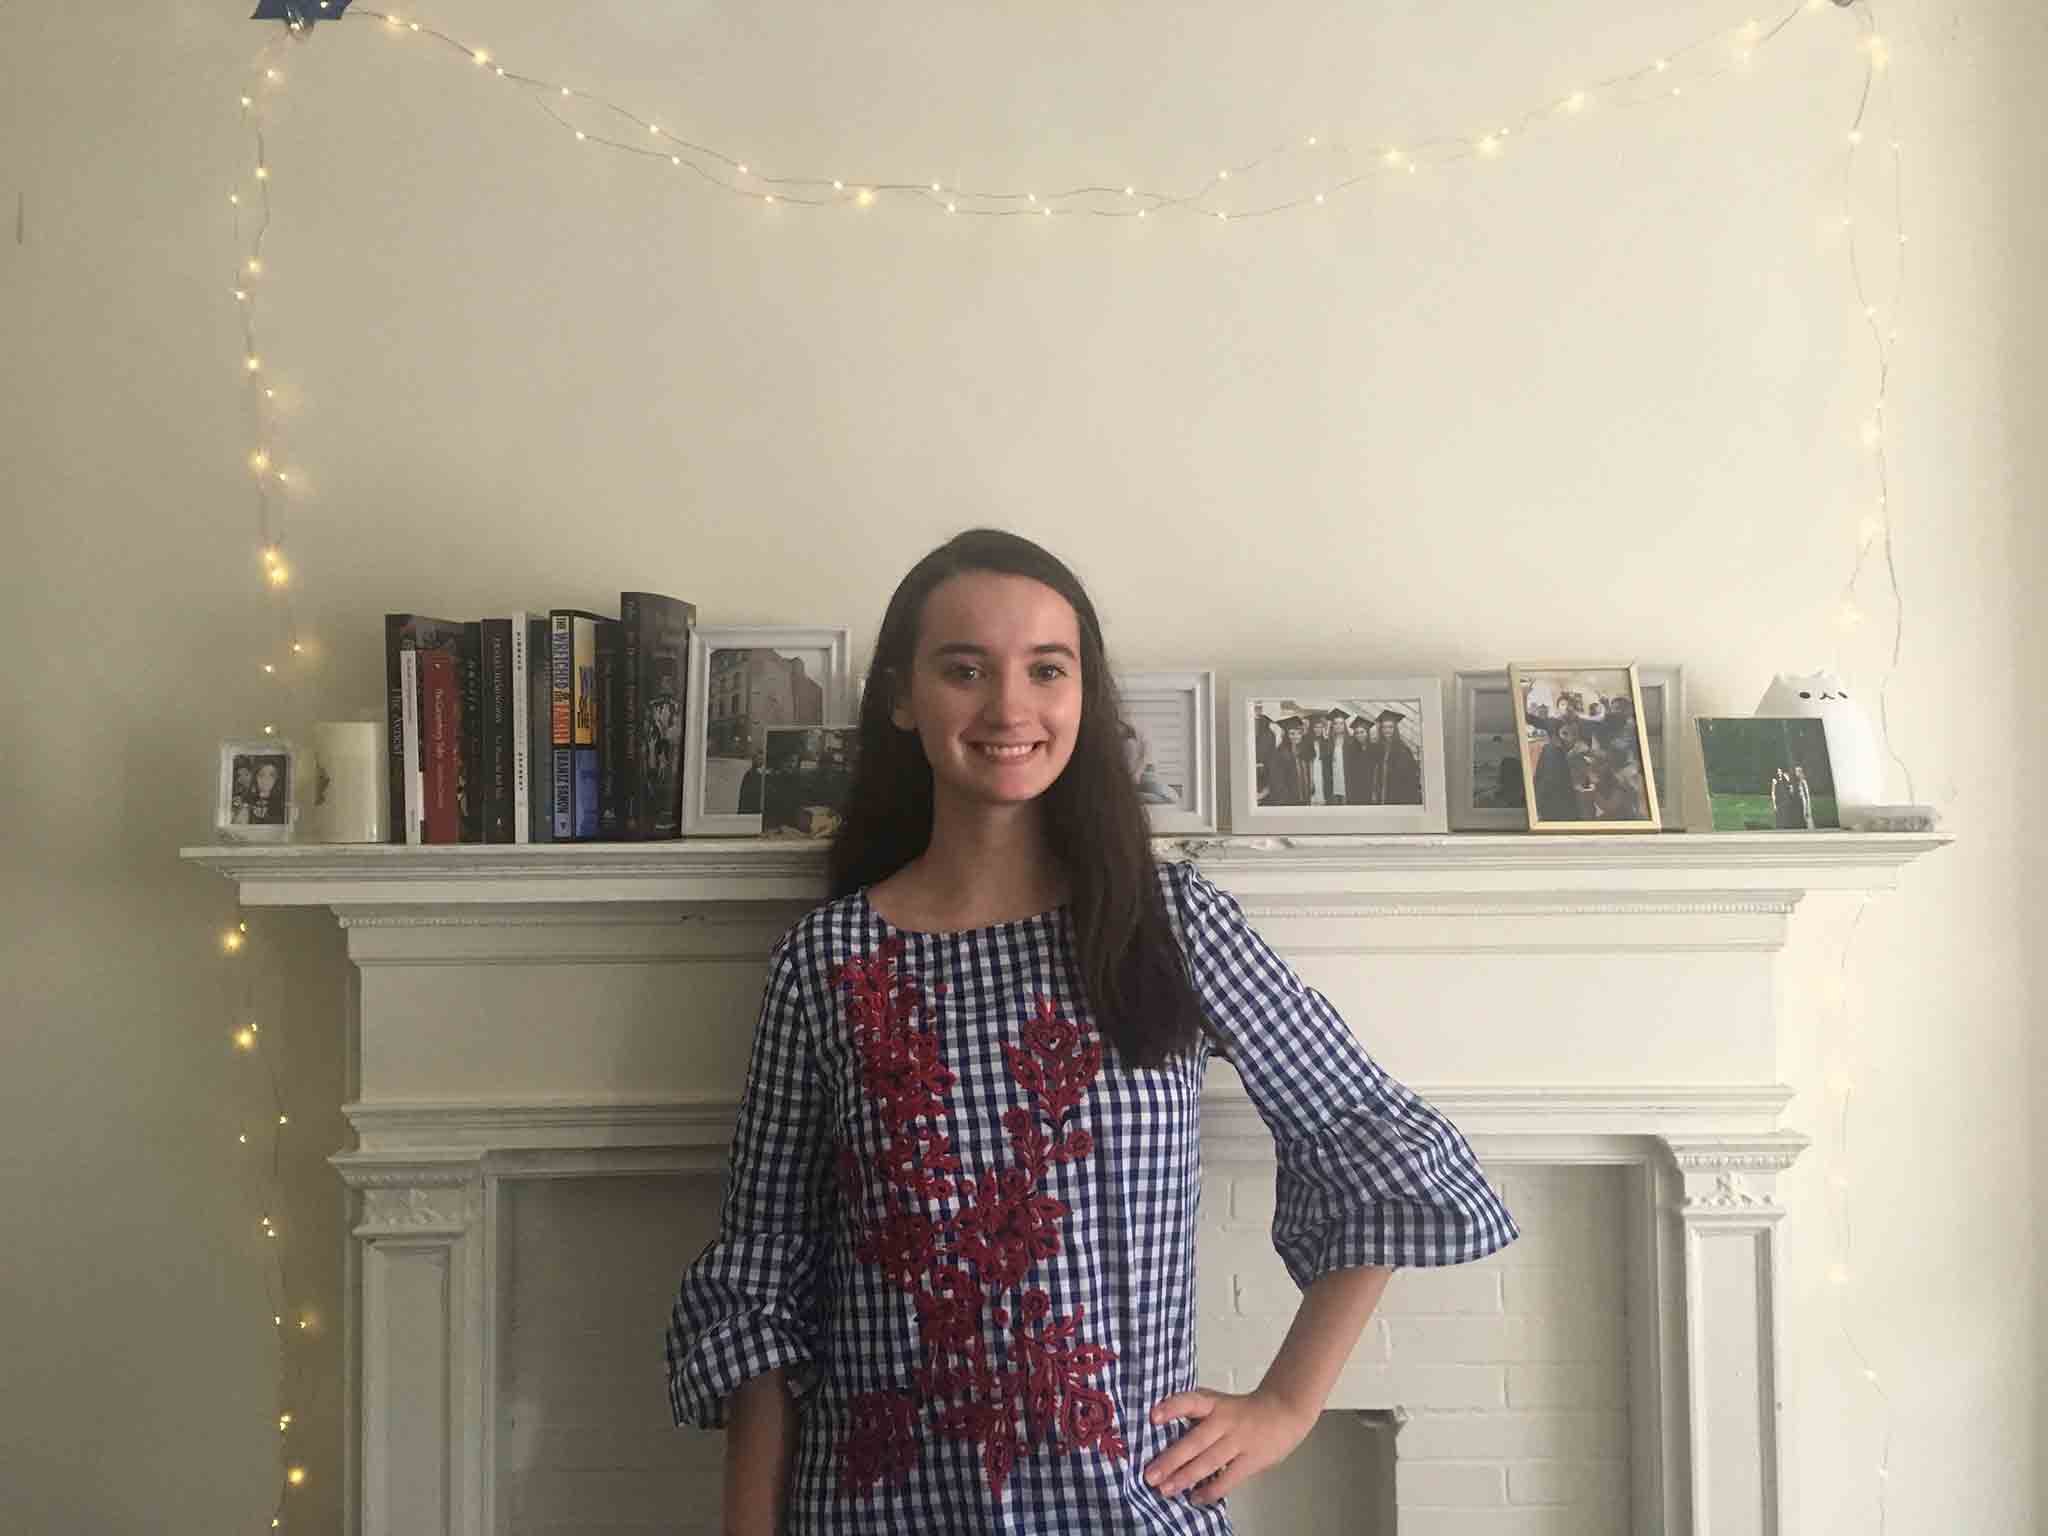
[
  {"xmin": 682, "ymin": 625, "xmax": 854, "ymax": 836},
  {"xmin": 1451, "ymin": 665, "xmax": 1684, "ymax": 831},
  {"xmin": 1228, "ymin": 676, "xmax": 1448, "ymax": 835},
  {"xmin": 1505, "ymin": 663, "xmax": 1662, "ymax": 832}
]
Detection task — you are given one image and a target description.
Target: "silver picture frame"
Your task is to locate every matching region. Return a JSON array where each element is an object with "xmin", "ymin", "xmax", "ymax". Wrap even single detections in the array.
[
  {"xmin": 682, "ymin": 625, "xmax": 854, "ymax": 836},
  {"xmin": 1228, "ymin": 676, "xmax": 1448, "ymax": 835},
  {"xmin": 1113, "ymin": 670, "xmax": 1218, "ymax": 835}
]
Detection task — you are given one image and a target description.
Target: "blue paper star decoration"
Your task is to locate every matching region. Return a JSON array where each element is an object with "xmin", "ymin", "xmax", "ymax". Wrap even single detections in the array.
[{"xmin": 251, "ymin": 0, "xmax": 353, "ymax": 31}]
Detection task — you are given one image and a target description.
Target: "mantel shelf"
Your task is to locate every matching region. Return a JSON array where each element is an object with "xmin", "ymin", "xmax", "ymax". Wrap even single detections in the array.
[{"xmin": 180, "ymin": 830, "xmax": 1951, "ymax": 908}]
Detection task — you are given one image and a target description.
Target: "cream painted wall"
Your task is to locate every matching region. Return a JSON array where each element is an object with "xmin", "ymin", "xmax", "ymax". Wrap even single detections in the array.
[{"xmin": 1, "ymin": 2, "xmax": 2040, "ymax": 1532}]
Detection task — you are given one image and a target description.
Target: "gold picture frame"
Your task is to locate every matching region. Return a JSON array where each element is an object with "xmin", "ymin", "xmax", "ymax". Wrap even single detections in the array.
[{"xmin": 1506, "ymin": 663, "xmax": 1663, "ymax": 832}]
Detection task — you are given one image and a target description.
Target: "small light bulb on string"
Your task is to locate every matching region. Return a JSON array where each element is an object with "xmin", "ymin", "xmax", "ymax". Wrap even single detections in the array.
[
  {"xmin": 234, "ymin": 1026, "xmax": 257, "ymax": 1050},
  {"xmin": 229, "ymin": 192, "xmax": 240, "ymax": 206},
  {"xmin": 247, "ymin": 258, "xmax": 263, "ymax": 275},
  {"xmin": 245, "ymin": 356, "xmax": 262, "ymax": 373},
  {"xmin": 279, "ymin": 1414, "xmax": 293, "ymax": 1431},
  {"xmin": 1654, "ymin": 57, "xmax": 1669, "ymax": 72},
  {"xmin": 1566, "ymin": 91, "xmax": 1587, "ymax": 112},
  {"xmin": 1123, "ymin": 185, "xmax": 1135, "ymax": 197},
  {"xmin": 255, "ymin": 166, "xmax": 269, "ymax": 181},
  {"xmin": 474, "ymin": 50, "xmax": 489, "ymax": 66},
  {"xmin": 1314, "ymin": 192, "xmax": 1325, "ymax": 204},
  {"xmin": 250, "ymin": 451, "xmax": 269, "ymax": 472},
  {"xmin": 266, "ymin": 68, "xmax": 280, "ymax": 82},
  {"xmin": 1829, "ymin": 1263, "xmax": 1851, "ymax": 1286},
  {"xmin": 291, "ymin": 641, "xmax": 304, "ymax": 655},
  {"xmin": 263, "ymin": 724, "xmax": 276, "ymax": 736},
  {"xmin": 832, "ymin": 179, "xmax": 843, "ymax": 190},
  {"xmin": 240, "ymin": 94, "xmax": 253, "ymax": 108},
  {"xmin": 223, "ymin": 930, "xmax": 244, "ymax": 954},
  {"xmin": 856, "ymin": 188, "xmax": 875, "ymax": 207},
  {"xmin": 278, "ymin": 1113, "xmax": 289, "ymax": 1125},
  {"xmin": 268, "ymin": 563, "xmax": 290, "ymax": 588},
  {"xmin": 238, "ymin": 1132, "xmax": 248, "ymax": 1144},
  {"xmin": 287, "ymin": 1467, "xmax": 306, "ymax": 1487}
]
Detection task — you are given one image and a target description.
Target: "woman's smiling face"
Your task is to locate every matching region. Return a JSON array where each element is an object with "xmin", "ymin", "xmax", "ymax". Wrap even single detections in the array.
[{"xmin": 890, "ymin": 570, "xmax": 1084, "ymax": 805}]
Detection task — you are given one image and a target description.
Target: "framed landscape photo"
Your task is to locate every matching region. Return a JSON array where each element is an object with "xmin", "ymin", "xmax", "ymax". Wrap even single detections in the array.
[
  {"xmin": 1228, "ymin": 676, "xmax": 1448, "ymax": 834},
  {"xmin": 1696, "ymin": 717, "xmax": 1841, "ymax": 830},
  {"xmin": 1506, "ymin": 664, "xmax": 1662, "ymax": 832},
  {"xmin": 683, "ymin": 625, "xmax": 854, "ymax": 836},
  {"xmin": 1452, "ymin": 665, "xmax": 1684, "ymax": 831},
  {"xmin": 215, "ymin": 738, "xmax": 297, "ymax": 843},
  {"xmin": 1113, "ymin": 670, "xmax": 1218, "ymax": 835}
]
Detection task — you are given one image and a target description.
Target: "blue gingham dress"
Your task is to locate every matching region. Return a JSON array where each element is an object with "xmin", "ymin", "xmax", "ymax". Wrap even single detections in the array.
[{"xmin": 665, "ymin": 857, "xmax": 1517, "ymax": 1533}]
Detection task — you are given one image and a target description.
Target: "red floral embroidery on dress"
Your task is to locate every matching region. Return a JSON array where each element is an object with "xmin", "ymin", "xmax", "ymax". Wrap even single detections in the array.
[{"xmin": 827, "ymin": 935, "xmax": 1128, "ymax": 1502}]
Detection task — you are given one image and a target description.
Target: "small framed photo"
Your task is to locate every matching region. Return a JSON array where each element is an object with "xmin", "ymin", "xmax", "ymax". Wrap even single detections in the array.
[
  {"xmin": 1452, "ymin": 665, "xmax": 1684, "ymax": 831},
  {"xmin": 1696, "ymin": 718, "xmax": 1841, "ymax": 830},
  {"xmin": 683, "ymin": 625, "xmax": 854, "ymax": 836},
  {"xmin": 758, "ymin": 724, "xmax": 861, "ymax": 840},
  {"xmin": 1506, "ymin": 664, "xmax": 1662, "ymax": 831},
  {"xmin": 215, "ymin": 739, "xmax": 297, "ymax": 843},
  {"xmin": 1113, "ymin": 670, "xmax": 1218, "ymax": 835},
  {"xmin": 1229, "ymin": 676, "xmax": 1448, "ymax": 834}
]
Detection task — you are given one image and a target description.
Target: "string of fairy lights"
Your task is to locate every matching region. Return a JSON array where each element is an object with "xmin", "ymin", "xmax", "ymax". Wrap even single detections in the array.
[{"xmin": 221, "ymin": 1, "xmax": 1913, "ymax": 1527}]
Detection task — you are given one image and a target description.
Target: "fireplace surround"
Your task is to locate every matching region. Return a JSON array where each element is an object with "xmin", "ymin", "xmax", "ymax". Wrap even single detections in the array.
[{"xmin": 185, "ymin": 830, "xmax": 1948, "ymax": 1534}]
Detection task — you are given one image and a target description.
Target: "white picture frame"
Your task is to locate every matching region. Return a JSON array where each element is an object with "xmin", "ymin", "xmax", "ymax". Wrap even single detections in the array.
[
  {"xmin": 1113, "ymin": 670, "xmax": 1218, "ymax": 835},
  {"xmin": 1228, "ymin": 676, "xmax": 1448, "ymax": 835},
  {"xmin": 1450, "ymin": 665, "xmax": 1685, "ymax": 831},
  {"xmin": 682, "ymin": 625, "xmax": 854, "ymax": 836},
  {"xmin": 215, "ymin": 738, "xmax": 298, "ymax": 843}
]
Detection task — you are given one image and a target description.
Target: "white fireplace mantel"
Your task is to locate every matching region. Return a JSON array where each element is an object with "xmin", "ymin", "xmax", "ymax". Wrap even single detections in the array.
[{"xmin": 183, "ymin": 831, "xmax": 1949, "ymax": 1536}]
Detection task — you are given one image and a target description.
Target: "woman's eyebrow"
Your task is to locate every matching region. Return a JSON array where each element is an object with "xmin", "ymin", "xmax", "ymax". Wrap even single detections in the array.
[{"xmin": 932, "ymin": 642, "xmax": 1078, "ymax": 661}]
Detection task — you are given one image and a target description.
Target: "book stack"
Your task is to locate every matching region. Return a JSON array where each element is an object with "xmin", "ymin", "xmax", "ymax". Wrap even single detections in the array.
[{"xmin": 384, "ymin": 593, "xmax": 697, "ymax": 844}]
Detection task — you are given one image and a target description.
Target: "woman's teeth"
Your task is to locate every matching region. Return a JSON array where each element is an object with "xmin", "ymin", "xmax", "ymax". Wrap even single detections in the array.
[{"xmin": 975, "ymin": 743, "xmax": 1040, "ymax": 760}]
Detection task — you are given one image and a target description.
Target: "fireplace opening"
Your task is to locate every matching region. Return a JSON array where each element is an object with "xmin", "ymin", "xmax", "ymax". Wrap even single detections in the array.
[{"xmin": 1224, "ymin": 1409, "xmax": 1400, "ymax": 1533}]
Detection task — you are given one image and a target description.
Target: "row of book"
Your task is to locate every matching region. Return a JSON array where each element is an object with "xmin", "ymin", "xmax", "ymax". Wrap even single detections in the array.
[{"xmin": 383, "ymin": 594, "xmax": 697, "ymax": 843}]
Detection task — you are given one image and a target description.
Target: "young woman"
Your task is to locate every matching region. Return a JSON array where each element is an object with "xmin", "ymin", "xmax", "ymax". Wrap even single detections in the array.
[{"xmin": 665, "ymin": 529, "xmax": 1517, "ymax": 1533}]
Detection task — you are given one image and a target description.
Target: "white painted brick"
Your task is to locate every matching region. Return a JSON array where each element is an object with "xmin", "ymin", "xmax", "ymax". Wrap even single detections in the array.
[
  {"xmin": 1232, "ymin": 1242, "xmax": 1305, "ymax": 1315},
  {"xmin": 1378, "ymin": 1266, "xmax": 1504, "ymax": 1316},
  {"xmin": 1501, "ymin": 1264, "xmax": 1621, "ymax": 1317},
  {"xmin": 1231, "ymin": 1172, "xmax": 1276, "ymax": 1228},
  {"xmin": 1398, "ymin": 1409, "xmax": 1627, "ymax": 1462},
  {"xmin": 1505, "ymin": 1361, "xmax": 1625, "ymax": 1410},
  {"xmin": 1199, "ymin": 1170, "xmax": 1235, "ymax": 1226},
  {"xmin": 1507, "ymin": 1458, "xmax": 1630, "ymax": 1507},
  {"xmin": 1387, "ymin": 1364, "xmax": 1508, "ymax": 1410},
  {"xmin": 1401, "ymin": 1505, "xmax": 1625, "ymax": 1536},
  {"xmin": 1504, "ymin": 1311, "xmax": 1622, "ymax": 1362},
  {"xmin": 1399, "ymin": 1460, "xmax": 1508, "ymax": 1507},
  {"xmin": 1387, "ymin": 1315, "xmax": 1515, "ymax": 1364},
  {"xmin": 1195, "ymin": 1248, "xmax": 1238, "ymax": 1321}
]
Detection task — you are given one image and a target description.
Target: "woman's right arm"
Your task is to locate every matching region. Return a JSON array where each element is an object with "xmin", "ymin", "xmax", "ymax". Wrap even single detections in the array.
[{"xmin": 724, "ymin": 1369, "xmax": 797, "ymax": 1536}]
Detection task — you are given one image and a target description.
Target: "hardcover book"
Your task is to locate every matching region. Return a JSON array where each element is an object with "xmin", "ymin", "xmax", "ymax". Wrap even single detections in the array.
[
  {"xmin": 619, "ymin": 592, "xmax": 697, "ymax": 839},
  {"xmin": 383, "ymin": 614, "xmax": 467, "ymax": 844}
]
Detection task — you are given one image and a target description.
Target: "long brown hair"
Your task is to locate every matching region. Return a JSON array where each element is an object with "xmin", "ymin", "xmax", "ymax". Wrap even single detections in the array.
[{"xmin": 825, "ymin": 529, "xmax": 1218, "ymax": 1069}]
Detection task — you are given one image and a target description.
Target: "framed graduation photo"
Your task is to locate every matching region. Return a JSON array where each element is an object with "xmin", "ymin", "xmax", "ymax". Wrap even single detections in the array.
[
  {"xmin": 1452, "ymin": 665, "xmax": 1684, "ymax": 831},
  {"xmin": 1229, "ymin": 676, "xmax": 1448, "ymax": 834},
  {"xmin": 683, "ymin": 625, "xmax": 854, "ymax": 836},
  {"xmin": 1506, "ymin": 663, "xmax": 1662, "ymax": 832}
]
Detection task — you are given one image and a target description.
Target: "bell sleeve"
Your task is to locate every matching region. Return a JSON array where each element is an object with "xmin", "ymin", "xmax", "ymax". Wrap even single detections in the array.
[
  {"xmin": 1171, "ymin": 859, "xmax": 1519, "ymax": 1287},
  {"xmin": 665, "ymin": 929, "xmax": 832, "ymax": 1428}
]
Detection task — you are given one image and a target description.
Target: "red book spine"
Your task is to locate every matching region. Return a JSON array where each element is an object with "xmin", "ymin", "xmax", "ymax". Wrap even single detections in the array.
[{"xmin": 424, "ymin": 648, "xmax": 460, "ymax": 844}]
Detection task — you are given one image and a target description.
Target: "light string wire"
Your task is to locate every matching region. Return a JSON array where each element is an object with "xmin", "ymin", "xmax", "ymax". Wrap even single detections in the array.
[
  {"xmin": 337, "ymin": 2, "xmax": 1826, "ymax": 221},
  {"xmin": 227, "ymin": 29, "xmax": 318, "ymax": 1532},
  {"xmin": 223, "ymin": 6, "xmax": 1912, "ymax": 1529},
  {"xmin": 1826, "ymin": 892, "xmax": 1893, "ymax": 1532},
  {"xmin": 1831, "ymin": 2, "xmax": 1916, "ymax": 804}
]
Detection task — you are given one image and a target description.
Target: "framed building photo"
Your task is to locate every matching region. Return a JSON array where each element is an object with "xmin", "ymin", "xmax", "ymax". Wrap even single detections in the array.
[
  {"xmin": 214, "ymin": 738, "xmax": 297, "ymax": 843},
  {"xmin": 683, "ymin": 625, "xmax": 854, "ymax": 836},
  {"xmin": 1452, "ymin": 665, "xmax": 1684, "ymax": 831},
  {"xmin": 1696, "ymin": 717, "xmax": 1840, "ymax": 831},
  {"xmin": 1229, "ymin": 676, "xmax": 1448, "ymax": 835},
  {"xmin": 1113, "ymin": 670, "xmax": 1218, "ymax": 835},
  {"xmin": 1506, "ymin": 664, "xmax": 1662, "ymax": 832}
]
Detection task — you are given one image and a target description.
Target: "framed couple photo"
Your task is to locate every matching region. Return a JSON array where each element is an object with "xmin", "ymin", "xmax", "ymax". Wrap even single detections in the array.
[{"xmin": 1229, "ymin": 676, "xmax": 1450, "ymax": 834}]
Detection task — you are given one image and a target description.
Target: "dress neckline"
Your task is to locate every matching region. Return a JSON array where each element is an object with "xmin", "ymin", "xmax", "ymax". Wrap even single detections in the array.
[{"xmin": 857, "ymin": 883, "xmax": 1070, "ymax": 940}]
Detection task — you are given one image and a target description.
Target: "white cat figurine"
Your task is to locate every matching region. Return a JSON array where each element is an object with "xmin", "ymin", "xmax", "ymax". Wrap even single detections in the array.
[{"xmin": 1754, "ymin": 670, "xmax": 1884, "ymax": 807}]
